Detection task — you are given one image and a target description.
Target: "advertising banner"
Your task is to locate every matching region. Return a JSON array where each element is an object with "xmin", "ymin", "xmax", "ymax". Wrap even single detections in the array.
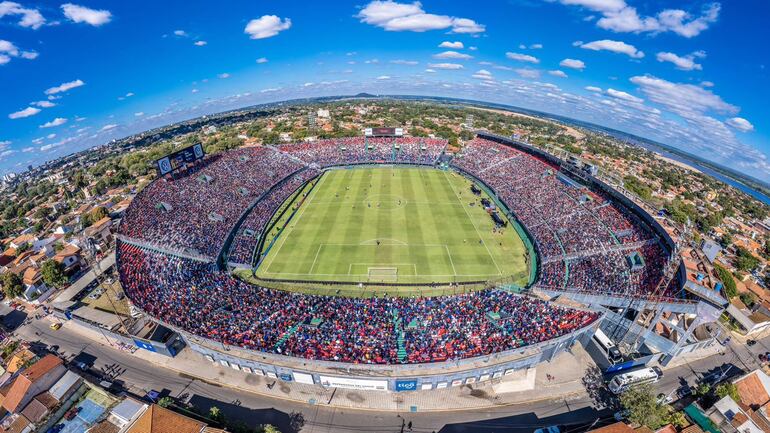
[{"xmin": 318, "ymin": 375, "xmax": 388, "ymax": 391}]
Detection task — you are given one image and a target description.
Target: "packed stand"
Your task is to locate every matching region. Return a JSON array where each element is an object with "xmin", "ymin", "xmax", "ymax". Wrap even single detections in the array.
[
  {"xmin": 118, "ymin": 242, "xmax": 599, "ymax": 364},
  {"xmin": 451, "ymin": 137, "xmax": 671, "ymax": 299},
  {"xmin": 119, "ymin": 147, "xmax": 304, "ymax": 259},
  {"xmin": 227, "ymin": 169, "xmax": 319, "ymax": 266}
]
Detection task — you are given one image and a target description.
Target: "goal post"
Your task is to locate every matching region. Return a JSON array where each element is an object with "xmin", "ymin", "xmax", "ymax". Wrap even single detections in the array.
[{"xmin": 368, "ymin": 267, "xmax": 398, "ymax": 282}]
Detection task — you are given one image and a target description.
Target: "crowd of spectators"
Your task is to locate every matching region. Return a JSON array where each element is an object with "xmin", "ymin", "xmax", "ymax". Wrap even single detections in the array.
[
  {"xmin": 118, "ymin": 242, "xmax": 598, "ymax": 364},
  {"xmin": 228, "ymin": 169, "xmax": 319, "ymax": 266},
  {"xmin": 452, "ymin": 138, "xmax": 671, "ymax": 299},
  {"xmin": 279, "ymin": 137, "xmax": 445, "ymax": 167},
  {"xmin": 119, "ymin": 147, "xmax": 304, "ymax": 259}
]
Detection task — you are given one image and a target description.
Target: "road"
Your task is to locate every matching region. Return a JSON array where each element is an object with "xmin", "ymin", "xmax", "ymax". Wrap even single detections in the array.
[{"xmin": 13, "ymin": 315, "xmax": 770, "ymax": 433}]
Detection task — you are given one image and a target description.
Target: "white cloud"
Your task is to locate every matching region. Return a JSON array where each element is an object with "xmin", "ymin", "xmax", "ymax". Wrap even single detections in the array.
[
  {"xmin": 61, "ymin": 3, "xmax": 112, "ymax": 26},
  {"xmin": 0, "ymin": 1, "xmax": 45, "ymax": 29},
  {"xmin": 471, "ymin": 69, "xmax": 493, "ymax": 80},
  {"xmin": 549, "ymin": 70, "xmax": 568, "ymax": 78},
  {"xmin": 191, "ymin": 88, "xmax": 199, "ymax": 93},
  {"xmin": 656, "ymin": 51, "xmax": 704, "ymax": 71},
  {"xmin": 39, "ymin": 117, "xmax": 67, "ymax": 128},
  {"xmin": 390, "ymin": 59, "xmax": 418, "ymax": 65},
  {"xmin": 217, "ymin": 73, "xmax": 230, "ymax": 79},
  {"xmin": 174, "ymin": 30, "xmax": 187, "ymax": 37},
  {"xmin": 557, "ymin": 1, "xmax": 720, "ymax": 38},
  {"xmin": 726, "ymin": 117, "xmax": 754, "ymax": 133},
  {"xmin": 44, "ymin": 79, "xmax": 85, "ymax": 95},
  {"xmin": 427, "ymin": 62, "xmax": 463, "ymax": 70},
  {"xmin": 424, "ymin": 68, "xmax": 436, "ymax": 73},
  {"xmin": 468, "ymin": 46, "xmax": 477, "ymax": 51},
  {"xmin": 606, "ymin": 88, "xmax": 642, "ymax": 103},
  {"xmin": 514, "ymin": 68, "xmax": 540, "ymax": 79},
  {"xmin": 8, "ymin": 106, "xmax": 40, "ymax": 119},
  {"xmin": 0, "ymin": 39, "xmax": 37, "ymax": 65},
  {"xmin": 560, "ymin": 58, "xmax": 586, "ymax": 70},
  {"xmin": 700, "ymin": 81, "xmax": 714, "ymax": 88},
  {"xmin": 580, "ymin": 39, "xmax": 643, "ymax": 58},
  {"xmin": 134, "ymin": 112, "xmax": 144, "ymax": 117},
  {"xmin": 439, "ymin": 41, "xmax": 463, "ymax": 49},
  {"xmin": 433, "ymin": 50, "xmax": 472, "ymax": 60},
  {"xmin": 376, "ymin": 75, "xmax": 391, "ymax": 80},
  {"xmin": 46, "ymin": 133, "xmax": 56, "ymax": 139},
  {"xmin": 260, "ymin": 87, "xmax": 281, "ymax": 93},
  {"xmin": 244, "ymin": 15, "xmax": 291, "ymax": 39},
  {"xmin": 256, "ymin": 57, "xmax": 268, "ymax": 64},
  {"xmin": 21, "ymin": 147, "xmax": 33, "ymax": 152},
  {"xmin": 356, "ymin": 1, "xmax": 484, "ymax": 33},
  {"xmin": 194, "ymin": 40, "xmax": 207, "ymax": 46},
  {"xmin": 100, "ymin": 124, "xmax": 117, "ymax": 131},
  {"xmin": 585, "ymin": 86, "xmax": 603, "ymax": 92},
  {"xmin": 530, "ymin": 43, "xmax": 543, "ymax": 49},
  {"xmin": 505, "ymin": 52, "xmax": 539, "ymax": 64}
]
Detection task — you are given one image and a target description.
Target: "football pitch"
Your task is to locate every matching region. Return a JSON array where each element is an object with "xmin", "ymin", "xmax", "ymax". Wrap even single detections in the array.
[{"xmin": 254, "ymin": 166, "xmax": 531, "ymax": 287}]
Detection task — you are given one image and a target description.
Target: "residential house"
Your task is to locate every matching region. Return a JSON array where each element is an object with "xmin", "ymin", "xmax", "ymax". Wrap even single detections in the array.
[
  {"xmin": 83, "ymin": 217, "xmax": 113, "ymax": 246},
  {"xmin": 734, "ymin": 369, "xmax": 770, "ymax": 409},
  {"xmin": 53, "ymin": 245, "xmax": 82, "ymax": 276},
  {"xmin": 124, "ymin": 404, "xmax": 210, "ymax": 433},
  {"xmin": 20, "ymin": 267, "xmax": 50, "ymax": 304},
  {"xmin": 0, "ymin": 355, "xmax": 66, "ymax": 414},
  {"xmin": 705, "ymin": 396, "xmax": 764, "ymax": 433}
]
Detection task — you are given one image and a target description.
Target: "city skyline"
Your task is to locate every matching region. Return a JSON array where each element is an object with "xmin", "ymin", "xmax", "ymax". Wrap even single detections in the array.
[{"xmin": 2, "ymin": 0, "xmax": 769, "ymax": 181}]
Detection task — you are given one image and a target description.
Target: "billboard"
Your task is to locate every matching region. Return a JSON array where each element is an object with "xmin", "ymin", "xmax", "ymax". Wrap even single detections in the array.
[
  {"xmin": 318, "ymin": 375, "xmax": 388, "ymax": 391},
  {"xmin": 156, "ymin": 143, "xmax": 205, "ymax": 176},
  {"xmin": 364, "ymin": 127, "xmax": 403, "ymax": 137},
  {"xmin": 293, "ymin": 372, "xmax": 315, "ymax": 385},
  {"xmin": 395, "ymin": 379, "xmax": 418, "ymax": 392}
]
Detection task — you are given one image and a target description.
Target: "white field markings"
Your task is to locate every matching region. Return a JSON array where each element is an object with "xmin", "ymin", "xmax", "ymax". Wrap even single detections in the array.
[
  {"xmin": 443, "ymin": 171, "xmax": 502, "ymax": 275},
  {"xmin": 261, "ymin": 172, "xmax": 328, "ymax": 273},
  {"xmin": 307, "ymin": 244, "xmax": 324, "ymax": 274},
  {"xmin": 261, "ymin": 271, "xmax": 491, "ymax": 277},
  {"xmin": 345, "ymin": 263, "xmax": 418, "ymax": 275},
  {"xmin": 444, "ymin": 245, "xmax": 458, "ymax": 276}
]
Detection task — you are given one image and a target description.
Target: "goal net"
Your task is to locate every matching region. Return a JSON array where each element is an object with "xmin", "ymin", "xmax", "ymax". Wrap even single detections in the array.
[{"xmin": 368, "ymin": 267, "xmax": 398, "ymax": 282}]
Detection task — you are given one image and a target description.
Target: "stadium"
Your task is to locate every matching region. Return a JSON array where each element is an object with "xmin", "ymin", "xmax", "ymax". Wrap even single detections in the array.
[{"xmin": 115, "ymin": 129, "xmax": 723, "ymax": 392}]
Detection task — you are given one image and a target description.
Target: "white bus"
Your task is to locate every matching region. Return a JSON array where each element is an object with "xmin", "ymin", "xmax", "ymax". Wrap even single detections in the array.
[
  {"xmin": 592, "ymin": 329, "xmax": 623, "ymax": 364},
  {"xmin": 608, "ymin": 367, "xmax": 663, "ymax": 394}
]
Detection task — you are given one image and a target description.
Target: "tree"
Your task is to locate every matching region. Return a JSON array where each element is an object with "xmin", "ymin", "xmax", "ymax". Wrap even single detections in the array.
[
  {"xmin": 41, "ymin": 260, "xmax": 69, "ymax": 288},
  {"xmin": 262, "ymin": 426, "xmax": 282, "ymax": 433},
  {"xmin": 735, "ymin": 246, "xmax": 760, "ymax": 273},
  {"xmin": 620, "ymin": 383, "xmax": 674, "ymax": 430},
  {"xmin": 714, "ymin": 265, "xmax": 737, "ymax": 299},
  {"xmin": 157, "ymin": 396, "xmax": 173, "ymax": 408},
  {"xmin": 716, "ymin": 383, "xmax": 741, "ymax": 403},
  {"xmin": 208, "ymin": 406, "xmax": 224, "ymax": 423},
  {"xmin": 1, "ymin": 272, "xmax": 23, "ymax": 299}
]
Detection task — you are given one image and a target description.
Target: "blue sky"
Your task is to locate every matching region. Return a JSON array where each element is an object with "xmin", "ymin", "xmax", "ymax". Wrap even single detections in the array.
[{"xmin": 1, "ymin": 0, "xmax": 769, "ymax": 181}]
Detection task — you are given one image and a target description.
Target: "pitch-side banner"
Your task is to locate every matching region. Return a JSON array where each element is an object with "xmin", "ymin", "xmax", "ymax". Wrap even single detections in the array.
[{"xmin": 318, "ymin": 375, "xmax": 388, "ymax": 391}]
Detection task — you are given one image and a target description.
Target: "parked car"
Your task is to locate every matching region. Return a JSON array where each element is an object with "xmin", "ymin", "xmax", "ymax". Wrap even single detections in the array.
[
  {"xmin": 50, "ymin": 322, "xmax": 62, "ymax": 331},
  {"xmin": 657, "ymin": 393, "xmax": 674, "ymax": 404},
  {"xmin": 748, "ymin": 340, "xmax": 757, "ymax": 346}
]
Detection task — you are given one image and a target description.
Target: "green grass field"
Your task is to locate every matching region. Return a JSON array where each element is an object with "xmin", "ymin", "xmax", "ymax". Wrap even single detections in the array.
[{"xmin": 254, "ymin": 166, "xmax": 530, "ymax": 287}]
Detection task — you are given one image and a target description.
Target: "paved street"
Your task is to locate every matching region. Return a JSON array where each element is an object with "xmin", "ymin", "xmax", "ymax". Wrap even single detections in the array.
[{"xmin": 14, "ymin": 314, "xmax": 770, "ymax": 433}]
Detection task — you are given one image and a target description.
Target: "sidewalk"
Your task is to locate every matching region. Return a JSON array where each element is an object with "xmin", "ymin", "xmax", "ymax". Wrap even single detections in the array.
[{"xmin": 63, "ymin": 320, "xmax": 593, "ymax": 412}]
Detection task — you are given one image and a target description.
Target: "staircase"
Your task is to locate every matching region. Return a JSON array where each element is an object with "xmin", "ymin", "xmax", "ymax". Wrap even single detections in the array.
[{"xmin": 392, "ymin": 310, "xmax": 408, "ymax": 363}]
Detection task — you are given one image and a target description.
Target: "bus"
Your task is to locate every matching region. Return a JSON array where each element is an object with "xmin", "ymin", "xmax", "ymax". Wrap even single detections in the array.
[
  {"xmin": 608, "ymin": 367, "xmax": 663, "ymax": 394},
  {"xmin": 592, "ymin": 329, "xmax": 623, "ymax": 364}
]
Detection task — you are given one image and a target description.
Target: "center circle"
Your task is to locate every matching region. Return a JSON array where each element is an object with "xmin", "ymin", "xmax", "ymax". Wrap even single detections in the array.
[{"xmin": 362, "ymin": 193, "xmax": 406, "ymax": 210}]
